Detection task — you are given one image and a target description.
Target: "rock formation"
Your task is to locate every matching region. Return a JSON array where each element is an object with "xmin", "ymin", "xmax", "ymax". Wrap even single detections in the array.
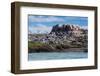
[
  {"xmin": 50, "ymin": 24, "xmax": 87, "ymax": 37},
  {"xmin": 28, "ymin": 24, "xmax": 88, "ymax": 52}
]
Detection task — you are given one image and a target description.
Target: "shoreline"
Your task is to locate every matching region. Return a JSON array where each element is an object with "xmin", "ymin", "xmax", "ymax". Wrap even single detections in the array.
[{"xmin": 28, "ymin": 48, "xmax": 88, "ymax": 53}]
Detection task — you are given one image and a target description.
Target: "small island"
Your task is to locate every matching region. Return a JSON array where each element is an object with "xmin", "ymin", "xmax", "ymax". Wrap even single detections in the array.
[{"xmin": 28, "ymin": 24, "xmax": 88, "ymax": 53}]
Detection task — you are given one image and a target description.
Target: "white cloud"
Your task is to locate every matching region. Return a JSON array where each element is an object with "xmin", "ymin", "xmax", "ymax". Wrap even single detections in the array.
[
  {"xmin": 81, "ymin": 26, "xmax": 88, "ymax": 29},
  {"xmin": 29, "ymin": 24, "xmax": 52, "ymax": 34},
  {"xmin": 29, "ymin": 16, "xmax": 65, "ymax": 22}
]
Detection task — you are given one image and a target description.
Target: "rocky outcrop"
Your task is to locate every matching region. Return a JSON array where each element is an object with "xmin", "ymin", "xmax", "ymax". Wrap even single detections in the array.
[
  {"xmin": 28, "ymin": 24, "xmax": 88, "ymax": 53},
  {"xmin": 50, "ymin": 24, "xmax": 87, "ymax": 37},
  {"xmin": 51, "ymin": 24, "xmax": 80, "ymax": 32}
]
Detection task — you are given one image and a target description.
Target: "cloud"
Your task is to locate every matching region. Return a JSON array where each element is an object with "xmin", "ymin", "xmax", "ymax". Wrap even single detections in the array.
[
  {"xmin": 29, "ymin": 15, "xmax": 65, "ymax": 22},
  {"xmin": 29, "ymin": 24, "xmax": 52, "ymax": 34},
  {"xmin": 81, "ymin": 26, "xmax": 88, "ymax": 29}
]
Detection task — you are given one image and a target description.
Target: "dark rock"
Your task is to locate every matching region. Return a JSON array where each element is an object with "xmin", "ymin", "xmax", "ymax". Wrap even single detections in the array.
[{"xmin": 50, "ymin": 24, "xmax": 87, "ymax": 37}]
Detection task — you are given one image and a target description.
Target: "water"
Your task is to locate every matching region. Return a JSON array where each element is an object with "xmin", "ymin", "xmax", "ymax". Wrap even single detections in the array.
[{"xmin": 28, "ymin": 51, "xmax": 88, "ymax": 61}]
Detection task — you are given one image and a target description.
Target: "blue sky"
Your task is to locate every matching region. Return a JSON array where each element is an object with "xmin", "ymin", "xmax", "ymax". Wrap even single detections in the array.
[{"xmin": 28, "ymin": 15, "xmax": 88, "ymax": 34}]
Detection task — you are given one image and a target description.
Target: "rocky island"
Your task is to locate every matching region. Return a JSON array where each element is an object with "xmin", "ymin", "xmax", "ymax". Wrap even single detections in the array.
[{"xmin": 28, "ymin": 24, "xmax": 88, "ymax": 53}]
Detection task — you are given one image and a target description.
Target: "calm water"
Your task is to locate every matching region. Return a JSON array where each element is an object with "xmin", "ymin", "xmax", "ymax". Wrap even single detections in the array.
[{"xmin": 28, "ymin": 51, "xmax": 88, "ymax": 61}]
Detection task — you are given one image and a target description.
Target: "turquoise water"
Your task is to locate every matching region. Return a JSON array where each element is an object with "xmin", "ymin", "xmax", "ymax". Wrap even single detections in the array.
[{"xmin": 28, "ymin": 51, "xmax": 88, "ymax": 61}]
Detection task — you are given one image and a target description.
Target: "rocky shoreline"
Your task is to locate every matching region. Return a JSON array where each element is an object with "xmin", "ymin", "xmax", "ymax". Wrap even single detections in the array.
[
  {"xmin": 28, "ymin": 24, "xmax": 88, "ymax": 53},
  {"xmin": 28, "ymin": 48, "xmax": 88, "ymax": 53}
]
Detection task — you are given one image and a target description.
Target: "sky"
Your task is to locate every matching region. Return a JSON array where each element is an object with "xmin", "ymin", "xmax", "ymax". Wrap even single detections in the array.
[{"xmin": 28, "ymin": 15, "xmax": 88, "ymax": 34}]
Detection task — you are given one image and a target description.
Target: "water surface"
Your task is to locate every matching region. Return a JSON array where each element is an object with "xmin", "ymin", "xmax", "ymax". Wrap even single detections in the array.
[{"xmin": 28, "ymin": 51, "xmax": 88, "ymax": 61}]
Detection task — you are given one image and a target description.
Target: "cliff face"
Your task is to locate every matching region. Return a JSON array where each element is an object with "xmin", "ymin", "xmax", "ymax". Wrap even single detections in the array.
[
  {"xmin": 50, "ymin": 24, "xmax": 87, "ymax": 37},
  {"xmin": 51, "ymin": 24, "xmax": 80, "ymax": 32}
]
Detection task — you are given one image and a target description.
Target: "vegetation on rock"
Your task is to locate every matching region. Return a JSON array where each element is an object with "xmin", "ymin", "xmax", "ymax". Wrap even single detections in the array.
[{"xmin": 28, "ymin": 24, "xmax": 88, "ymax": 53}]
